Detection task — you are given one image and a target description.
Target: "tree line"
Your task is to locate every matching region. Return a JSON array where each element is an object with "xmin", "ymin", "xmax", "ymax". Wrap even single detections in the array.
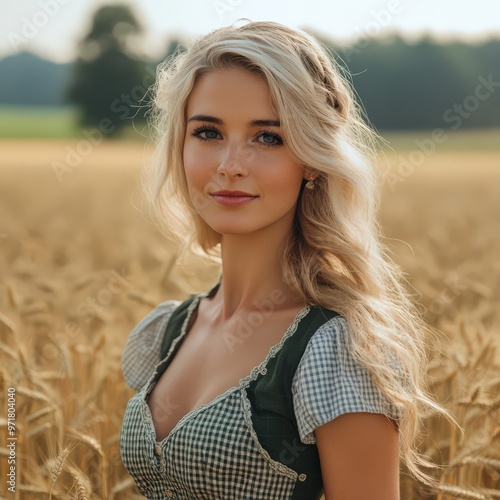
[{"xmin": 4, "ymin": 4, "xmax": 498, "ymax": 136}]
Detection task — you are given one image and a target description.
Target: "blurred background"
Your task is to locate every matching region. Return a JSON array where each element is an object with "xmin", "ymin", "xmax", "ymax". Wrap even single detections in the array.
[
  {"xmin": 1, "ymin": 1, "xmax": 499, "ymax": 138},
  {"xmin": 0, "ymin": 1, "xmax": 499, "ymax": 499}
]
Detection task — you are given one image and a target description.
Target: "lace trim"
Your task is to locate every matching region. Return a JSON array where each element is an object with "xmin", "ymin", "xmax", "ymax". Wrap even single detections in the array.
[
  {"xmin": 236, "ymin": 306, "xmax": 312, "ymax": 481},
  {"xmin": 143, "ymin": 289, "xmax": 210, "ymax": 391},
  {"xmin": 141, "ymin": 292, "xmax": 208, "ymax": 446},
  {"xmin": 238, "ymin": 304, "xmax": 311, "ymax": 388},
  {"xmin": 240, "ymin": 391, "xmax": 299, "ymax": 481},
  {"xmin": 142, "ymin": 289, "xmax": 311, "ymax": 448},
  {"xmin": 139, "ymin": 396, "xmax": 167, "ymax": 473}
]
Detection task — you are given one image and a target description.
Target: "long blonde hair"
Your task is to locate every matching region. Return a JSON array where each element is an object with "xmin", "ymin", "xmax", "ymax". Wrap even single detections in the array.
[{"xmin": 143, "ymin": 20, "xmax": 462, "ymax": 488}]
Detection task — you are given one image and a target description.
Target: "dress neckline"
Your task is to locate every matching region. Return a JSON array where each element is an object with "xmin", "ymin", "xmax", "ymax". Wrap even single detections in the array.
[{"xmin": 141, "ymin": 279, "xmax": 311, "ymax": 446}]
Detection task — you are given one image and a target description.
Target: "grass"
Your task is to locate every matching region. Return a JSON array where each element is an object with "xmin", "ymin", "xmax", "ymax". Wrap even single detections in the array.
[
  {"xmin": 0, "ymin": 106, "xmax": 79, "ymax": 139},
  {"xmin": 0, "ymin": 106, "xmax": 148, "ymax": 140},
  {"xmin": 380, "ymin": 127, "xmax": 500, "ymax": 151}
]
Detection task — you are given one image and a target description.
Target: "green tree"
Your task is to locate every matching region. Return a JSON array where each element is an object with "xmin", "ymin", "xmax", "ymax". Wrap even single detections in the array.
[{"xmin": 65, "ymin": 4, "xmax": 149, "ymax": 136}]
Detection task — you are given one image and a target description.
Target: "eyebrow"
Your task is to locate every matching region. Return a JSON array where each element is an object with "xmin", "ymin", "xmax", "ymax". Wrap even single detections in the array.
[{"xmin": 187, "ymin": 114, "xmax": 280, "ymax": 127}]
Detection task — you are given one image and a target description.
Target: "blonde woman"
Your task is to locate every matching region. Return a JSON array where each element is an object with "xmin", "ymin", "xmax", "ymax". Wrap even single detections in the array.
[{"xmin": 120, "ymin": 20, "xmax": 459, "ymax": 499}]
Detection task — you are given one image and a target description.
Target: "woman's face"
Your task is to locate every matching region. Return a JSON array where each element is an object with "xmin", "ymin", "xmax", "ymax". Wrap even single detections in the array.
[{"xmin": 183, "ymin": 67, "xmax": 308, "ymax": 237}]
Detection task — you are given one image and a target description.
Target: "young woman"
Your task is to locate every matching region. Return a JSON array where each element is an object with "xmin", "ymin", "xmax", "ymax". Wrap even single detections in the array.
[{"xmin": 120, "ymin": 20, "xmax": 459, "ymax": 499}]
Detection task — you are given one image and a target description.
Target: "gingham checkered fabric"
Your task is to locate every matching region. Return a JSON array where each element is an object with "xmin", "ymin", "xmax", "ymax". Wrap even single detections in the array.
[
  {"xmin": 121, "ymin": 385, "xmax": 301, "ymax": 499},
  {"xmin": 121, "ymin": 300, "xmax": 181, "ymax": 392},
  {"xmin": 120, "ymin": 294, "xmax": 311, "ymax": 499},
  {"xmin": 292, "ymin": 315, "xmax": 400, "ymax": 445},
  {"xmin": 120, "ymin": 293, "xmax": 399, "ymax": 499}
]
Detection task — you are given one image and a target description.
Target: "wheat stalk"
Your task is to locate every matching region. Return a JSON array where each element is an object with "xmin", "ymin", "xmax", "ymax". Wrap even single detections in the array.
[
  {"xmin": 0, "ymin": 311, "xmax": 16, "ymax": 334},
  {"xmin": 68, "ymin": 427, "xmax": 104, "ymax": 457},
  {"xmin": 25, "ymin": 421, "xmax": 53, "ymax": 438},
  {"xmin": 108, "ymin": 477, "xmax": 136, "ymax": 500},
  {"xmin": 65, "ymin": 465, "xmax": 91, "ymax": 500},
  {"xmin": 48, "ymin": 446, "xmax": 70, "ymax": 499},
  {"xmin": 433, "ymin": 482, "xmax": 491, "ymax": 499},
  {"xmin": 26, "ymin": 406, "xmax": 54, "ymax": 423},
  {"xmin": 451, "ymin": 456, "xmax": 500, "ymax": 470},
  {"xmin": 72, "ymin": 475, "xmax": 89, "ymax": 500},
  {"xmin": 0, "ymin": 341, "xmax": 19, "ymax": 360},
  {"xmin": 67, "ymin": 427, "xmax": 108, "ymax": 498}
]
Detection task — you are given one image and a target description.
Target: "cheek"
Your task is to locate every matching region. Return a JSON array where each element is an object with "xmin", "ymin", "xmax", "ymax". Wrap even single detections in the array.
[
  {"xmin": 183, "ymin": 146, "xmax": 203, "ymax": 186},
  {"xmin": 265, "ymin": 163, "xmax": 303, "ymax": 201},
  {"xmin": 182, "ymin": 144, "xmax": 195, "ymax": 175},
  {"xmin": 181, "ymin": 155, "xmax": 200, "ymax": 208},
  {"xmin": 182, "ymin": 150, "xmax": 217, "ymax": 211},
  {"xmin": 183, "ymin": 143, "xmax": 215, "ymax": 178}
]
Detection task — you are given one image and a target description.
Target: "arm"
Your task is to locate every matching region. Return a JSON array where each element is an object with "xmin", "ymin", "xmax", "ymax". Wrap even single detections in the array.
[{"xmin": 315, "ymin": 412, "xmax": 400, "ymax": 500}]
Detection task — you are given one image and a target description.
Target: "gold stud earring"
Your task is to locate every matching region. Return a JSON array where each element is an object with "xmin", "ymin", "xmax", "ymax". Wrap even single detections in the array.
[{"xmin": 305, "ymin": 174, "xmax": 315, "ymax": 190}]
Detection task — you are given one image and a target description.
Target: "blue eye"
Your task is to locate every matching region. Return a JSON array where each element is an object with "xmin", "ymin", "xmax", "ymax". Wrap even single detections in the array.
[
  {"xmin": 259, "ymin": 131, "xmax": 283, "ymax": 146},
  {"xmin": 189, "ymin": 125, "xmax": 284, "ymax": 148},
  {"xmin": 191, "ymin": 126, "xmax": 220, "ymax": 141},
  {"xmin": 202, "ymin": 130, "xmax": 218, "ymax": 139}
]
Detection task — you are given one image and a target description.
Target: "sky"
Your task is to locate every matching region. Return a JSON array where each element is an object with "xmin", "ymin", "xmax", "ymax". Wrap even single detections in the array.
[{"xmin": 0, "ymin": 0, "xmax": 499, "ymax": 63}]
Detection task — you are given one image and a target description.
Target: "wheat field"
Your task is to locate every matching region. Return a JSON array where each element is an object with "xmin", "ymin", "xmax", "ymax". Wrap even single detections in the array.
[{"xmin": 0, "ymin": 138, "xmax": 499, "ymax": 499}]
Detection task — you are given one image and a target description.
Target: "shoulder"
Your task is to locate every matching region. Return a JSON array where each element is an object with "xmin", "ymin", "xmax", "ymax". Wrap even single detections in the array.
[
  {"xmin": 121, "ymin": 299, "xmax": 181, "ymax": 391},
  {"xmin": 293, "ymin": 312, "xmax": 349, "ymax": 373},
  {"xmin": 292, "ymin": 313, "xmax": 399, "ymax": 444}
]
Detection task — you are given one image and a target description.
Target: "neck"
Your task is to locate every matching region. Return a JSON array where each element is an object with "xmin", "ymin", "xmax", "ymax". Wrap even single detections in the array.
[{"xmin": 211, "ymin": 215, "xmax": 305, "ymax": 322}]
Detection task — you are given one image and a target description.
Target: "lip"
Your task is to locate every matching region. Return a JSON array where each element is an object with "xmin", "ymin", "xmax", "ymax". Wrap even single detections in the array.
[
  {"xmin": 211, "ymin": 190, "xmax": 257, "ymax": 197},
  {"xmin": 210, "ymin": 191, "xmax": 258, "ymax": 207}
]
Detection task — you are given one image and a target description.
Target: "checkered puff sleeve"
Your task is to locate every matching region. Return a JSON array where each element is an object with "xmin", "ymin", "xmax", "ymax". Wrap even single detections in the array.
[
  {"xmin": 292, "ymin": 315, "xmax": 400, "ymax": 444},
  {"xmin": 121, "ymin": 300, "xmax": 181, "ymax": 392}
]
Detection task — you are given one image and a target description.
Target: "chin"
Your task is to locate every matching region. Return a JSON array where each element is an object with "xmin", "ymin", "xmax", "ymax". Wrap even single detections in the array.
[{"xmin": 212, "ymin": 227, "xmax": 257, "ymax": 235}]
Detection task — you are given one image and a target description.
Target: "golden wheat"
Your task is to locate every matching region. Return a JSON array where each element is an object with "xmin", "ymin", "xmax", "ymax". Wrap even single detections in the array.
[
  {"xmin": 48, "ymin": 446, "xmax": 70, "ymax": 499},
  {"xmin": 0, "ymin": 139, "xmax": 498, "ymax": 498}
]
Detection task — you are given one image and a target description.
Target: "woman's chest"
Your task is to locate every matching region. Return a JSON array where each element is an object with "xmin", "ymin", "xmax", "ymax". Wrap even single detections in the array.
[
  {"xmin": 147, "ymin": 305, "xmax": 304, "ymax": 442},
  {"xmin": 119, "ymin": 300, "xmax": 330, "ymax": 499},
  {"xmin": 121, "ymin": 389, "xmax": 304, "ymax": 499}
]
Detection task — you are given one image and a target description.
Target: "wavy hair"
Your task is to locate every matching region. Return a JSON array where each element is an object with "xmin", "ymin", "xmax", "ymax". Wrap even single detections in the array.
[{"xmin": 142, "ymin": 20, "xmax": 462, "ymax": 488}]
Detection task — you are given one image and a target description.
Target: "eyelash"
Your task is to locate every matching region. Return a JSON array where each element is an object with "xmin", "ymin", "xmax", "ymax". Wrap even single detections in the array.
[{"xmin": 190, "ymin": 125, "xmax": 284, "ymax": 148}]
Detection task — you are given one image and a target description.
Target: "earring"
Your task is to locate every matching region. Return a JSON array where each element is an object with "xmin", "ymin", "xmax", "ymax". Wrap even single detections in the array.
[{"xmin": 305, "ymin": 174, "xmax": 315, "ymax": 190}]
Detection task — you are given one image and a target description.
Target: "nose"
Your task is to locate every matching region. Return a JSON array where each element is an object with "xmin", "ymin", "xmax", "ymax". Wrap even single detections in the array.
[{"xmin": 217, "ymin": 142, "xmax": 253, "ymax": 178}]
